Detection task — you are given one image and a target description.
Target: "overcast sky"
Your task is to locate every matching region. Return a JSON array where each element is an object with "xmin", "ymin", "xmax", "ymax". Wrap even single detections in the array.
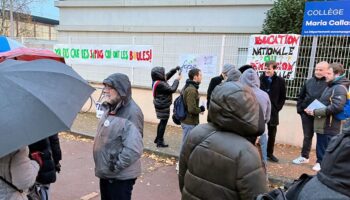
[{"xmin": 29, "ymin": 0, "xmax": 59, "ymax": 20}]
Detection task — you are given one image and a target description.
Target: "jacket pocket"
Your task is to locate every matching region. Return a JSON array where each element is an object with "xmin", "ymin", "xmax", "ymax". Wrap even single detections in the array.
[{"xmin": 314, "ymin": 116, "xmax": 326, "ymax": 134}]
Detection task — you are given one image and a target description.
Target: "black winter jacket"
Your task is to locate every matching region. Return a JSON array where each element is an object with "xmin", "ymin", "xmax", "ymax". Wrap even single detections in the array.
[
  {"xmin": 314, "ymin": 76, "xmax": 350, "ymax": 135},
  {"xmin": 297, "ymin": 76, "xmax": 327, "ymax": 114},
  {"xmin": 29, "ymin": 134, "xmax": 62, "ymax": 184},
  {"xmin": 317, "ymin": 132, "xmax": 350, "ymax": 198},
  {"xmin": 179, "ymin": 82, "xmax": 267, "ymax": 200},
  {"xmin": 260, "ymin": 72, "xmax": 286, "ymax": 126},
  {"xmin": 151, "ymin": 67, "xmax": 179, "ymax": 119},
  {"xmin": 206, "ymin": 74, "xmax": 224, "ymax": 109}
]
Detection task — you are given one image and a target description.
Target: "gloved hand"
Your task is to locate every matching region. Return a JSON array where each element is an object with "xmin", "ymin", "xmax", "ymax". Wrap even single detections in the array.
[
  {"xmin": 30, "ymin": 152, "xmax": 43, "ymax": 167},
  {"xmin": 109, "ymin": 155, "xmax": 116, "ymax": 172},
  {"xmin": 200, "ymin": 106, "xmax": 205, "ymax": 112},
  {"xmin": 176, "ymin": 66, "xmax": 181, "ymax": 71},
  {"xmin": 55, "ymin": 163, "xmax": 61, "ymax": 173}
]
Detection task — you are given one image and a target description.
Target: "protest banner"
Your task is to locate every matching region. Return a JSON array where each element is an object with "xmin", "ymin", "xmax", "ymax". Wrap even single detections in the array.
[
  {"xmin": 54, "ymin": 44, "xmax": 153, "ymax": 67},
  {"xmin": 246, "ymin": 34, "xmax": 301, "ymax": 80},
  {"xmin": 178, "ymin": 54, "xmax": 217, "ymax": 79}
]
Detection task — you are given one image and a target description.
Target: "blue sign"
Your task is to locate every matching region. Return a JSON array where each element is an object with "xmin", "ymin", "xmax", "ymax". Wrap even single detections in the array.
[{"xmin": 302, "ymin": 1, "xmax": 350, "ymax": 36}]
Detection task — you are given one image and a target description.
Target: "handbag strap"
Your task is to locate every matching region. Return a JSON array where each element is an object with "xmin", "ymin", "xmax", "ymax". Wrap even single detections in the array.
[{"xmin": 0, "ymin": 176, "xmax": 23, "ymax": 193}]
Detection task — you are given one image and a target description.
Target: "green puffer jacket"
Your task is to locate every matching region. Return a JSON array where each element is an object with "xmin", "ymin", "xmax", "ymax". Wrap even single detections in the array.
[
  {"xmin": 181, "ymin": 82, "xmax": 202, "ymax": 125},
  {"xmin": 179, "ymin": 82, "xmax": 267, "ymax": 200}
]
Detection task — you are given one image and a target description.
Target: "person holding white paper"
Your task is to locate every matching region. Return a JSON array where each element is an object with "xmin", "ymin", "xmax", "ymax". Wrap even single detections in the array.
[
  {"xmin": 293, "ymin": 61, "xmax": 328, "ymax": 166},
  {"xmin": 304, "ymin": 63, "xmax": 350, "ymax": 172}
]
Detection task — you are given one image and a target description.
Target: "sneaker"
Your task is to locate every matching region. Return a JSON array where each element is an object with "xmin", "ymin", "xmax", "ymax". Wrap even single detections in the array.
[
  {"xmin": 176, "ymin": 162, "xmax": 179, "ymax": 174},
  {"xmin": 312, "ymin": 163, "xmax": 321, "ymax": 172},
  {"xmin": 292, "ymin": 156, "xmax": 309, "ymax": 164},
  {"xmin": 267, "ymin": 155, "xmax": 279, "ymax": 163}
]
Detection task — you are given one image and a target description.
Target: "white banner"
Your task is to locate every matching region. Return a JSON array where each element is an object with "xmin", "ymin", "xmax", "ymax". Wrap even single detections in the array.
[
  {"xmin": 54, "ymin": 44, "xmax": 153, "ymax": 67},
  {"xmin": 178, "ymin": 54, "xmax": 217, "ymax": 79},
  {"xmin": 246, "ymin": 34, "xmax": 301, "ymax": 80}
]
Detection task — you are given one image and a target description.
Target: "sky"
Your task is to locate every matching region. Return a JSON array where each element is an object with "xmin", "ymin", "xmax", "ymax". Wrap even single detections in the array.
[{"xmin": 29, "ymin": 0, "xmax": 59, "ymax": 20}]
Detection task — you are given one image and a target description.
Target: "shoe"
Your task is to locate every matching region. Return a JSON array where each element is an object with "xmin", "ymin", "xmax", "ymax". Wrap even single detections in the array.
[
  {"xmin": 312, "ymin": 163, "xmax": 321, "ymax": 172},
  {"xmin": 176, "ymin": 162, "xmax": 179, "ymax": 174},
  {"xmin": 156, "ymin": 141, "xmax": 169, "ymax": 148},
  {"xmin": 154, "ymin": 138, "xmax": 158, "ymax": 144},
  {"xmin": 267, "ymin": 155, "xmax": 279, "ymax": 163},
  {"xmin": 292, "ymin": 156, "xmax": 309, "ymax": 165}
]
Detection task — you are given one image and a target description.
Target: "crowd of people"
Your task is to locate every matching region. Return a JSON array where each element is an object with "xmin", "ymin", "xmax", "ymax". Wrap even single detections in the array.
[{"xmin": 1, "ymin": 60, "xmax": 350, "ymax": 200}]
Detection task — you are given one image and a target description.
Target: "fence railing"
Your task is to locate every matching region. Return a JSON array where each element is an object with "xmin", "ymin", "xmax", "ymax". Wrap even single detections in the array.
[{"xmin": 11, "ymin": 35, "xmax": 350, "ymax": 100}]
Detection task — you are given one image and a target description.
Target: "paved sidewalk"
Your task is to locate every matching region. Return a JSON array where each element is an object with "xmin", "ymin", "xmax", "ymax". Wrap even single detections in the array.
[{"xmin": 71, "ymin": 112, "xmax": 317, "ymax": 185}]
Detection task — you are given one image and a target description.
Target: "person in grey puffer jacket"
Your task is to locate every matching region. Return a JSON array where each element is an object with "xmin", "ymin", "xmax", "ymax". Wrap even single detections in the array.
[
  {"xmin": 0, "ymin": 147, "xmax": 39, "ymax": 200},
  {"xmin": 93, "ymin": 73, "xmax": 143, "ymax": 200},
  {"xmin": 179, "ymin": 81, "xmax": 267, "ymax": 200},
  {"xmin": 240, "ymin": 68, "xmax": 271, "ymax": 171}
]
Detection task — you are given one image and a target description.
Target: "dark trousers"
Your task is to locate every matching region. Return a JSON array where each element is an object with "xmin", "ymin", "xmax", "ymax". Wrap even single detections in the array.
[
  {"xmin": 267, "ymin": 125, "xmax": 277, "ymax": 156},
  {"xmin": 316, "ymin": 133, "xmax": 334, "ymax": 163},
  {"xmin": 155, "ymin": 118, "xmax": 168, "ymax": 143},
  {"xmin": 100, "ymin": 178, "xmax": 136, "ymax": 200},
  {"xmin": 300, "ymin": 114, "xmax": 315, "ymax": 159}
]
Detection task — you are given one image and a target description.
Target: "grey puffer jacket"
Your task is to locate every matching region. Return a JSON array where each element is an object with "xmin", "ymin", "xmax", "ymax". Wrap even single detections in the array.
[
  {"xmin": 179, "ymin": 81, "xmax": 267, "ymax": 200},
  {"xmin": 314, "ymin": 76, "xmax": 350, "ymax": 135},
  {"xmin": 151, "ymin": 66, "xmax": 179, "ymax": 119},
  {"xmin": 93, "ymin": 73, "xmax": 144, "ymax": 180},
  {"xmin": 0, "ymin": 147, "xmax": 39, "ymax": 200}
]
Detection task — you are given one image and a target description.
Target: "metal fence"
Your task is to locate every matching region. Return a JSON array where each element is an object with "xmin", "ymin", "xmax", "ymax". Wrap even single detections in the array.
[{"xmin": 13, "ymin": 35, "xmax": 350, "ymax": 100}]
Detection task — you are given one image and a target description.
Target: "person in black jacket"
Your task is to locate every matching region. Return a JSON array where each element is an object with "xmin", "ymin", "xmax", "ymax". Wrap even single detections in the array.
[
  {"xmin": 292, "ymin": 61, "xmax": 328, "ymax": 165},
  {"xmin": 151, "ymin": 66, "xmax": 182, "ymax": 147},
  {"xmin": 29, "ymin": 133, "xmax": 62, "ymax": 200},
  {"xmin": 206, "ymin": 64, "xmax": 234, "ymax": 109},
  {"xmin": 260, "ymin": 61, "xmax": 286, "ymax": 162},
  {"xmin": 305, "ymin": 63, "xmax": 350, "ymax": 172}
]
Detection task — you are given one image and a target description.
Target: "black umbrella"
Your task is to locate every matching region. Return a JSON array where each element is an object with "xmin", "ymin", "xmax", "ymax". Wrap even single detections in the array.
[{"xmin": 0, "ymin": 59, "xmax": 94, "ymax": 157}]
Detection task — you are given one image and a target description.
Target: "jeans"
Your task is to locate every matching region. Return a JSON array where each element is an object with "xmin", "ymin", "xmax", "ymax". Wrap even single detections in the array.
[
  {"xmin": 180, "ymin": 123, "xmax": 196, "ymax": 148},
  {"xmin": 300, "ymin": 113, "xmax": 315, "ymax": 159},
  {"xmin": 155, "ymin": 118, "xmax": 168, "ymax": 143},
  {"xmin": 38, "ymin": 184, "xmax": 50, "ymax": 200},
  {"xmin": 100, "ymin": 178, "xmax": 136, "ymax": 200},
  {"xmin": 316, "ymin": 133, "xmax": 334, "ymax": 163},
  {"xmin": 267, "ymin": 125, "xmax": 277, "ymax": 156},
  {"xmin": 259, "ymin": 132, "xmax": 268, "ymax": 164}
]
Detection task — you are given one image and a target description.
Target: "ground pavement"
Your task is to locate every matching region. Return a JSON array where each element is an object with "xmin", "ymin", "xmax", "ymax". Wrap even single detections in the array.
[{"xmin": 70, "ymin": 112, "xmax": 318, "ymax": 186}]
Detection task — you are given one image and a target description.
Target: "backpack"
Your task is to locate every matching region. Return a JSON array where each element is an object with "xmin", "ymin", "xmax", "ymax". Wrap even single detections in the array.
[
  {"xmin": 332, "ymin": 85, "xmax": 350, "ymax": 120},
  {"xmin": 172, "ymin": 94, "xmax": 187, "ymax": 125}
]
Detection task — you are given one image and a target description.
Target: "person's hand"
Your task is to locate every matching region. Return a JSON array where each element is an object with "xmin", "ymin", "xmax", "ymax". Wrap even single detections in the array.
[
  {"xmin": 304, "ymin": 108, "xmax": 314, "ymax": 116},
  {"xmin": 30, "ymin": 152, "xmax": 43, "ymax": 167},
  {"xmin": 176, "ymin": 73, "xmax": 182, "ymax": 81},
  {"xmin": 55, "ymin": 163, "xmax": 61, "ymax": 173}
]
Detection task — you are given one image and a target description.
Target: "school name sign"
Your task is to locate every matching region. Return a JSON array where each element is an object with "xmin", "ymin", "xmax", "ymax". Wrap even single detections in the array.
[
  {"xmin": 302, "ymin": 1, "xmax": 350, "ymax": 35},
  {"xmin": 246, "ymin": 34, "xmax": 301, "ymax": 80},
  {"xmin": 54, "ymin": 44, "xmax": 153, "ymax": 67}
]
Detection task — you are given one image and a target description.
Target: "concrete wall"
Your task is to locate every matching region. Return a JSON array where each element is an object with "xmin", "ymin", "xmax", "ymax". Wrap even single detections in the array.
[{"xmin": 83, "ymin": 84, "xmax": 314, "ymax": 149}]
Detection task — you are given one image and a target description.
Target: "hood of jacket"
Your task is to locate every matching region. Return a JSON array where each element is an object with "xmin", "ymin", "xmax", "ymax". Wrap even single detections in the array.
[
  {"xmin": 226, "ymin": 68, "xmax": 241, "ymax": 82},
  {"xmin": 103, "ymin": 73, "xmax": 132, "ymax": 105},
  {"xmin": 240, "ymin": 68, "xmax": 260, "ymax": 88},
  {"xmin": 329, "ymin": 75, "xmax": 350, "ymax": 88},
  {"xmin": 208, "ymin": 81, "xmax": 264, "ymax": 137},
  {"xmin": 151, "ymin": 66, "xmax": 165, "ymax": 81}
]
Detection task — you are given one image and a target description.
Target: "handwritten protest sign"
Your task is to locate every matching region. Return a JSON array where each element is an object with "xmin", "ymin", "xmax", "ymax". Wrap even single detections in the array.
[
  {"xmin": 246, "ymin": 34, "xmax": 301, "ymax": 80},
  {"xmin": 54, "ymin": 44, "xmax": 153, "ymax": 67},
  {"xmin": 178, "ymin": 54, "xmax": 217, "ymax": 79}
]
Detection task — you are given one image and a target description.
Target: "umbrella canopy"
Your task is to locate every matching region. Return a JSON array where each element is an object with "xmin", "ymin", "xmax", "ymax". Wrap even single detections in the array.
[
  {"xmin": 0, "ymin": 47, "xmax": 65, "ymax": 63},
  {"xmin": 0, "ymin": 36, "xmax": 25, "ymax": 52},
  {"xmin": 0, "ymin": 59, "xmax": 94, "ymax": 158}
]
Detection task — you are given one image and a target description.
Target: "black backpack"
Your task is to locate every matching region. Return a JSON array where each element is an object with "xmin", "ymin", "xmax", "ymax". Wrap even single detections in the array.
[{"xmin": 172, "ymin": 94, "xmax": 187, "ymax": 125}]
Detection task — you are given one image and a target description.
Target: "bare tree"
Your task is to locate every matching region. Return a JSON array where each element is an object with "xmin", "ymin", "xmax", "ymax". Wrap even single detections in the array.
[{"xmin": 0, "ymin": 0, "xmax": 45, "ymax": 36}]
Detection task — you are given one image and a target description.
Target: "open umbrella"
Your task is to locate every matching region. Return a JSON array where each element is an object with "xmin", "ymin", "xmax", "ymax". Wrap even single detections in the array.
[
  {"xmin": 0, "ymin": 36, "xmax": 24, "ymax": 52},
  {"xmin": 0, "ymin": 47, "xmax": 65, "ymax": 63},
  {"xmin": 0, "ymin": 59, "xmax": 95, "ymax": 158}
]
